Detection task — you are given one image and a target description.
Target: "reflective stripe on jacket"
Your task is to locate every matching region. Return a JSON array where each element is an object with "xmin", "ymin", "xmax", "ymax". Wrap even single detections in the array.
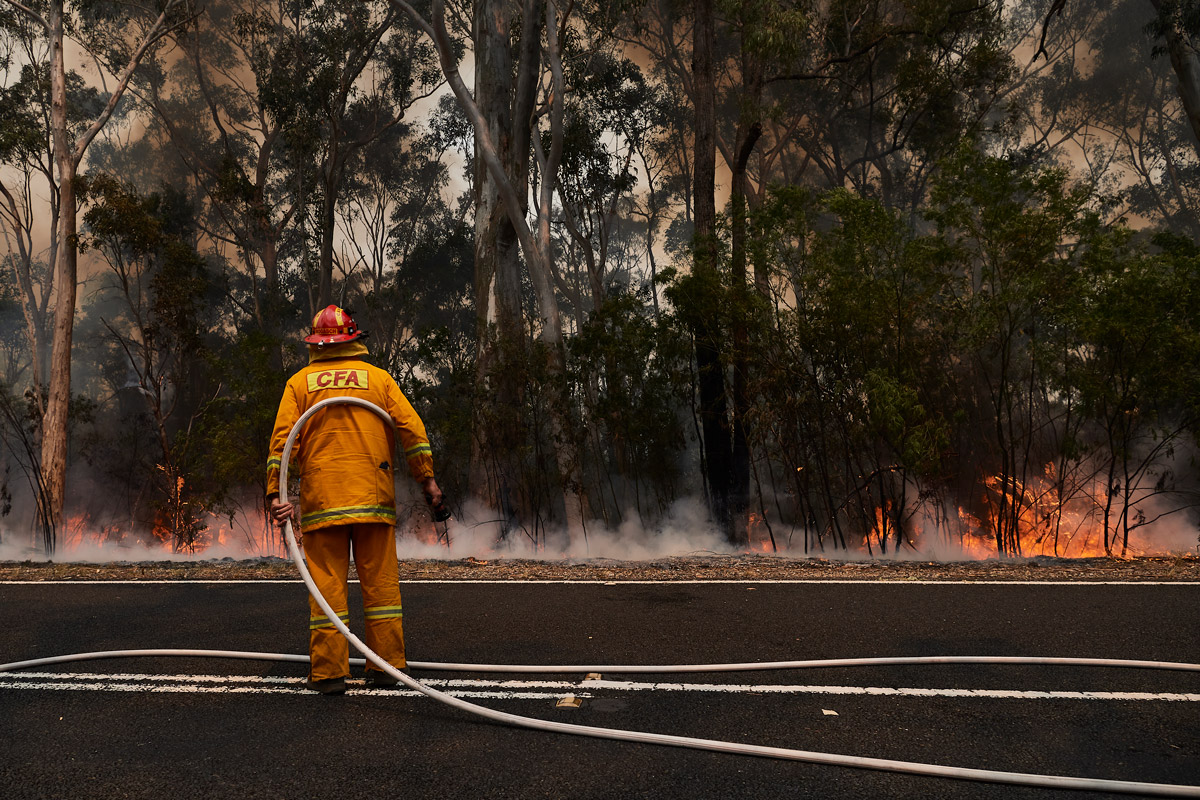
[{"xmin": 266, "ymin": 356, "xmax": 434, "ymax": 532}]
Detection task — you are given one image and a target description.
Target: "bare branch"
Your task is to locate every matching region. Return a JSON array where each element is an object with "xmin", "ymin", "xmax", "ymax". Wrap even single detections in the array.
[
  {"xmin": 0, "ymin": 0, "xmax": 49, "ymax": 32},
  {"xmin": 1033, "ymin": 0, "xmax": 1068, "ymax": 63},
  {"xmin": 72, "ymin": 0, "xmax": 199, "ymax": 166},
  {"xmin": 389, "ymin": 0, "xmax": 547, "ymax": 277}
]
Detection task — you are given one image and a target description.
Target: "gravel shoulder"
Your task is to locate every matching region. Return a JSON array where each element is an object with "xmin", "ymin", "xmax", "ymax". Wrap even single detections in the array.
[{"xmin": 2, "ymin": 554, "xmax": 1198, "ymax": 582}]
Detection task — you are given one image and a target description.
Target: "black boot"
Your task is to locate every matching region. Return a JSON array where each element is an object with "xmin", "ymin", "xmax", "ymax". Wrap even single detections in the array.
[
  {"xmin": 305, "ymin": 676, "xmax": 346, "ymax": 695},
  {"xmin": 364, "ymin": 669, "xmax": 402, "ymax": 688}
]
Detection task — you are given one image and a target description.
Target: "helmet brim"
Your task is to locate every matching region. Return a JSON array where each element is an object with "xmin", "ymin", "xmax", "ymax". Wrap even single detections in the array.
[{"xmin": 303, "ymin": 330, "xmax": 367, "ymax": 346}]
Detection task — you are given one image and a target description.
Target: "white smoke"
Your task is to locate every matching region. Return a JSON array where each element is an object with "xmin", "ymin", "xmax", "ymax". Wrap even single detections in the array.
[
  {"xmin": 0, "ymin": 497, "xmax": 738, "ymax": 563},
  {"xmin": 394, "ymin": 496, "xmax": 733, "ymax": 560},
  {"xmin": 2, "ymin": 491, "xmax": 1195, "ymax": 564}
]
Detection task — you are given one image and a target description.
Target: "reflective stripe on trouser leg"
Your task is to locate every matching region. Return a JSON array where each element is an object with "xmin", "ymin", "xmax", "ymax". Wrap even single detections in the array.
[
  {"xmin": 352, "ymin": 521, "xmax": 406, "ymax": 670},
  {"xmin": 304, "ymin": 525, "xmax": 352, "ymax": 681}
]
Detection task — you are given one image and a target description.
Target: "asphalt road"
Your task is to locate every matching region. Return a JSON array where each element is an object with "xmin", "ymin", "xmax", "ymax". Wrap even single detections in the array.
[{"xmin": 1, "ymin": 580, "xmax": 1197, "ymax": 799}]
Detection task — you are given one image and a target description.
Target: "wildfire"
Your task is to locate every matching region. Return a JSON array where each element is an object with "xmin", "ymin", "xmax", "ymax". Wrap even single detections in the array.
[
  {"xmin": 35, "ymin": 462, "xmax": 1185, "ymax": 561},
  {"xmin": 743, "ymin": 462, "xmax": 1182, "ymax": 560},
  {"xmin": 970, "ymin": 465, "xmax": 1126, "ymax": 557},
  {"xmin": 940, "ymin": 462, "xmax": 1177, "ymax": 559},
  {"xmin": 746, "ymin": 512, "xmax": 777, "ymax": 553},
  {"xmin": 53, "ymin": 508, "xmax": 283, "ymax": 559}
]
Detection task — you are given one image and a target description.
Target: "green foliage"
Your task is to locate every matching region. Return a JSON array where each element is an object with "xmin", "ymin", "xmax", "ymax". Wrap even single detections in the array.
[
  {"xmin": 745, "ymin": 184, "xmax": 954, "ymax": 550},
  {"xmin": 76, "ymin": 175, "xmax": 220, "ymax": 550},
  {"xmin": 0, "ymin": 68, "xmax": 41, "ymax": 164},
  {"xmin": 722, "ymin": 143, "xmax": 1200, "ymax": 555},
  {"xmin": 569, "ymin": 289, "xmax": 692, "ymax": 515}
]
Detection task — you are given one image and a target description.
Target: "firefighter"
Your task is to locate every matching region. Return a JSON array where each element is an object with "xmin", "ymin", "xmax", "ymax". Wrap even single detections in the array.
[{"xmin": 266, "ymin": 304, "xmax": 443, "ymax": 695}]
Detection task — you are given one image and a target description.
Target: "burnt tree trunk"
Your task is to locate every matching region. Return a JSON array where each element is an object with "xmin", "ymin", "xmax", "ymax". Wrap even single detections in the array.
[
  {"xmin": 692, "ymin": 0, "xmax": 734, "ymax": 537},
  {"xmin": 727, "ymin": 34, "xmax": 764, "ymax": 547}
]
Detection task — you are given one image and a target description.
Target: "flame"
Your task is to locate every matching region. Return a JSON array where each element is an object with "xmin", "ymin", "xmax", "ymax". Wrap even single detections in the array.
[
  {"xmin": 42, "ymin": 461, "xmax": 1181, "ymax": 561},
  {"xmin": 54, "ymin": 507, "xmax": 282, "ymax": 558},
  {"xmin": 938, "ymin": 463, "xmax": 1165, "ymax": 559},
  {"xmin": 746, "ymin": 512, "xmax": 777, "ymax": 553},
  {"xmin": 868, "ymin": 500, "xmax": 895, "ymax": 548}
]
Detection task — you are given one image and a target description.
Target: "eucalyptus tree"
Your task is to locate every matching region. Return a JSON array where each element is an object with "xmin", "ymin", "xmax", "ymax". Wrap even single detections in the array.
[
  {"xmin": 552, "ymin": 50, "xmax": 648, "ymax": 319},
  {"xmin": 926, "ymin": 146, "xmax": 1105, "ymax": 557},
  {"xmin": 131, "ymin": 0, "xmax": 305, "ymax": 330},
  {"xmin": 0, "ymin": 8, "xmax": 51, "ymax": 399},
  {"xmin": 393, "ymin": 0, "xmax": 592, "ymax": 539},
  {"xmin": 0, "ymin": 0, "xmax": 191, "ymax": 550},
  {"xmin": 76, "ymin": 175, "xmax": 215, "ymax": 550},
  {"xmin": 746, "ymin": 185, "xmax": 954, "ymax": 553},
  {"xmin": 1147, "ymin": 0, "xmax": 1200, "ymax": 155},
  {"xmin": 1067, "ymin": 230, "xmax": 1200, "ymax": 555},
  {"xmin": 264, "ymin": 0, "xmax": 441, "ymax": 311},
  {"xmin": 620, "ymin": 0, "xmax": 1010, "ymax": 542},
  {"xmin": 1035, "ymin": 0, "xmax": 1200, "ymax": 155},
  {"xmin": 1011, "ymin": 0, "xmax": 1200, "ymax": 235},
  {"xmin": 336, "ymin": 106, "xmax": 467, "ymax": 371}
]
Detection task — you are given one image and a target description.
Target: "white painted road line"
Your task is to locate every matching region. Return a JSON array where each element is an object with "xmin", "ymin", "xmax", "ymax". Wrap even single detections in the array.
[
  {"xmin": 3, "ymin": 579, "xmax": 1199, "ymax": 585},
  {"xmin": 586, "ymin": 680, "xmax": 1200, "ymax": 702},
  {"xmin": 2, "ymin": 672, "xmax": 1197, "ymax": 701}
]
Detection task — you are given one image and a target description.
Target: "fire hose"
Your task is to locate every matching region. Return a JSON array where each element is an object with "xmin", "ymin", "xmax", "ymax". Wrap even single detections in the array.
[{"xmin": 2, "ymin": 394, "xmax": 1198, "ymax": 797}]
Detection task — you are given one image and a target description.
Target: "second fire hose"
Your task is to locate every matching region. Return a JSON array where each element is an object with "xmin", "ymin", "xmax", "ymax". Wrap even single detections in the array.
[{"xmin": 273, "ymin": 395, "xmax": 1200, "ymax": 798}]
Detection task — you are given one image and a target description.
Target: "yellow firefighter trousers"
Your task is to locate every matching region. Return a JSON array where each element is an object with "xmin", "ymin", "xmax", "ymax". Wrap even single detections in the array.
[{"xmin": 304, "ymin": 522, "xmax": 406, "ymax": 681}]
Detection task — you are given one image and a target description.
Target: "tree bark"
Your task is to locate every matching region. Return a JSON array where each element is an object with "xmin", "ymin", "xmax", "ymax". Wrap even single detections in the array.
[
  {"xmin": 728, "ymin": 119, "xmax": 762, "ymax": 548},
  {"xmin": 691, "ymin": 0, "xmax": 734, "ymax": 535},
  {"xmin": 1150, "ymin": 0, "xmax": 1200, "ymax": 158},
  {"xmin": 726, "ymin": 25, "xmax": 765, "ymax": 547},
  {"xmin": 39, "ymin": 0, "xmax": 73, "ymax": 548},
  {"xmin": 467, "ymin": 0, "xmax": 526, "ymax": 510}
]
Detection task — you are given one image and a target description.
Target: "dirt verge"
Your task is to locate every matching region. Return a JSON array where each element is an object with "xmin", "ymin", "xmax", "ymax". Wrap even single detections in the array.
[{"xmin": 2, "ymin": 554, "xmax": 1198, "ymax": 582}]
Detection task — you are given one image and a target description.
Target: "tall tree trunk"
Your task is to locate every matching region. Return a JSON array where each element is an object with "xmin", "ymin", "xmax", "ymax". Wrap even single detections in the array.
[
  {"xmin": 39, "ymin": 0, "xmax": 73, "ymax": 550},
  {"xmin": 30, "ymin": 0, "xmax": 179, "ymax": 552},
  {"xmin": 729, "ymin": 120, "xmax": 762, "ymax": 548},
  {"xmin": 317, "ymin": 137, "xmax": 344, "ymax": 308},
  {"xmin": 534, "ymin": 0, "xmax": 586, "ymax": 537},
  {"xmin": 727, "ymin": 34, "xmax": 764, "ymax": 547},
  {"xmin": 468, "ymin": 0, "xmax": 527, "ymax": 512},
  {"xmin": 1150, "ymin": 0, "xmax": 1200, "ymax": 158},
  {"xmin": 691, "ymin": 0, "xmax": 734, "ymax": 536}
]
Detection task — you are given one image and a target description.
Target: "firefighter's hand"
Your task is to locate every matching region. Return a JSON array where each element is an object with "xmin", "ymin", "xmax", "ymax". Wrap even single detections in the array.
[
  {"xmin": 269, "ymin": 497, "xmax": 295, "ymax": 526},
  {"xmin": 422, "ymin": 477, "xmax": 444, "ymax": 509}
]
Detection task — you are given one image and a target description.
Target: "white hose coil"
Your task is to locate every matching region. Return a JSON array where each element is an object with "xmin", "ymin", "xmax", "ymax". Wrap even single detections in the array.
[{"xmin": 0, "ymin": 394, "xmax": 1195, "ymax": 796}]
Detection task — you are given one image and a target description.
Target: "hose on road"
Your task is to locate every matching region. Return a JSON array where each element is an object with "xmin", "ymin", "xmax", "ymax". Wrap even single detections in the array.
[{"xmin": 2, "ymin": 395, "xmax": 1197, "ymax": 797}]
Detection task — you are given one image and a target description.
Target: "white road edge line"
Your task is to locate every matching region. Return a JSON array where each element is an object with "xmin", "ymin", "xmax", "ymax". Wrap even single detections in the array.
[
  {"xmin": 2, "ymin": 579, "xmax": 1199, "ymax": 586},
  {"xmin": 2, "ymin": 673, "xmax": 1198, "ymax": 701}
]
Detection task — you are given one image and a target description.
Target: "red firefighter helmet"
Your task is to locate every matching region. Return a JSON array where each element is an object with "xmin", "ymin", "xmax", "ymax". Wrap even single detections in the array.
[{"xmin": 304, "ymin": 305, "xmax": 366, "ymax": 346}]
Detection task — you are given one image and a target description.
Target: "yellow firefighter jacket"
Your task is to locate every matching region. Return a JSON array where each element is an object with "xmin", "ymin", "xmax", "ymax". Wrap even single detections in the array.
[{"xmin": 266, "ymin": 349, "xmax": 434, "ymax": 532}]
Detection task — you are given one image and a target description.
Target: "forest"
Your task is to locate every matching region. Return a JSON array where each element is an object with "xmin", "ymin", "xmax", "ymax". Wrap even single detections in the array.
[{"xmin": 0, "ymin": 0, "xmax": 1198, "ymax": 560}]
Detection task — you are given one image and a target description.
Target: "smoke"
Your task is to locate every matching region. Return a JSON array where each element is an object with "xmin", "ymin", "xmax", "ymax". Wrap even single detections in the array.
[
  {"xmin": 394, "ymin": 496, "xmax": 733, "ymax": 561},
  {"xmin": 0, "ymin": 536, "xmax": 278, "ymax": 564},
  {"xmin": 0, "ymin": 496, "xmax": 738, "ymax": 563},
  {"xmin": 2, "ymin": 472, "xmax": 1196, "ymax": 564}
]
